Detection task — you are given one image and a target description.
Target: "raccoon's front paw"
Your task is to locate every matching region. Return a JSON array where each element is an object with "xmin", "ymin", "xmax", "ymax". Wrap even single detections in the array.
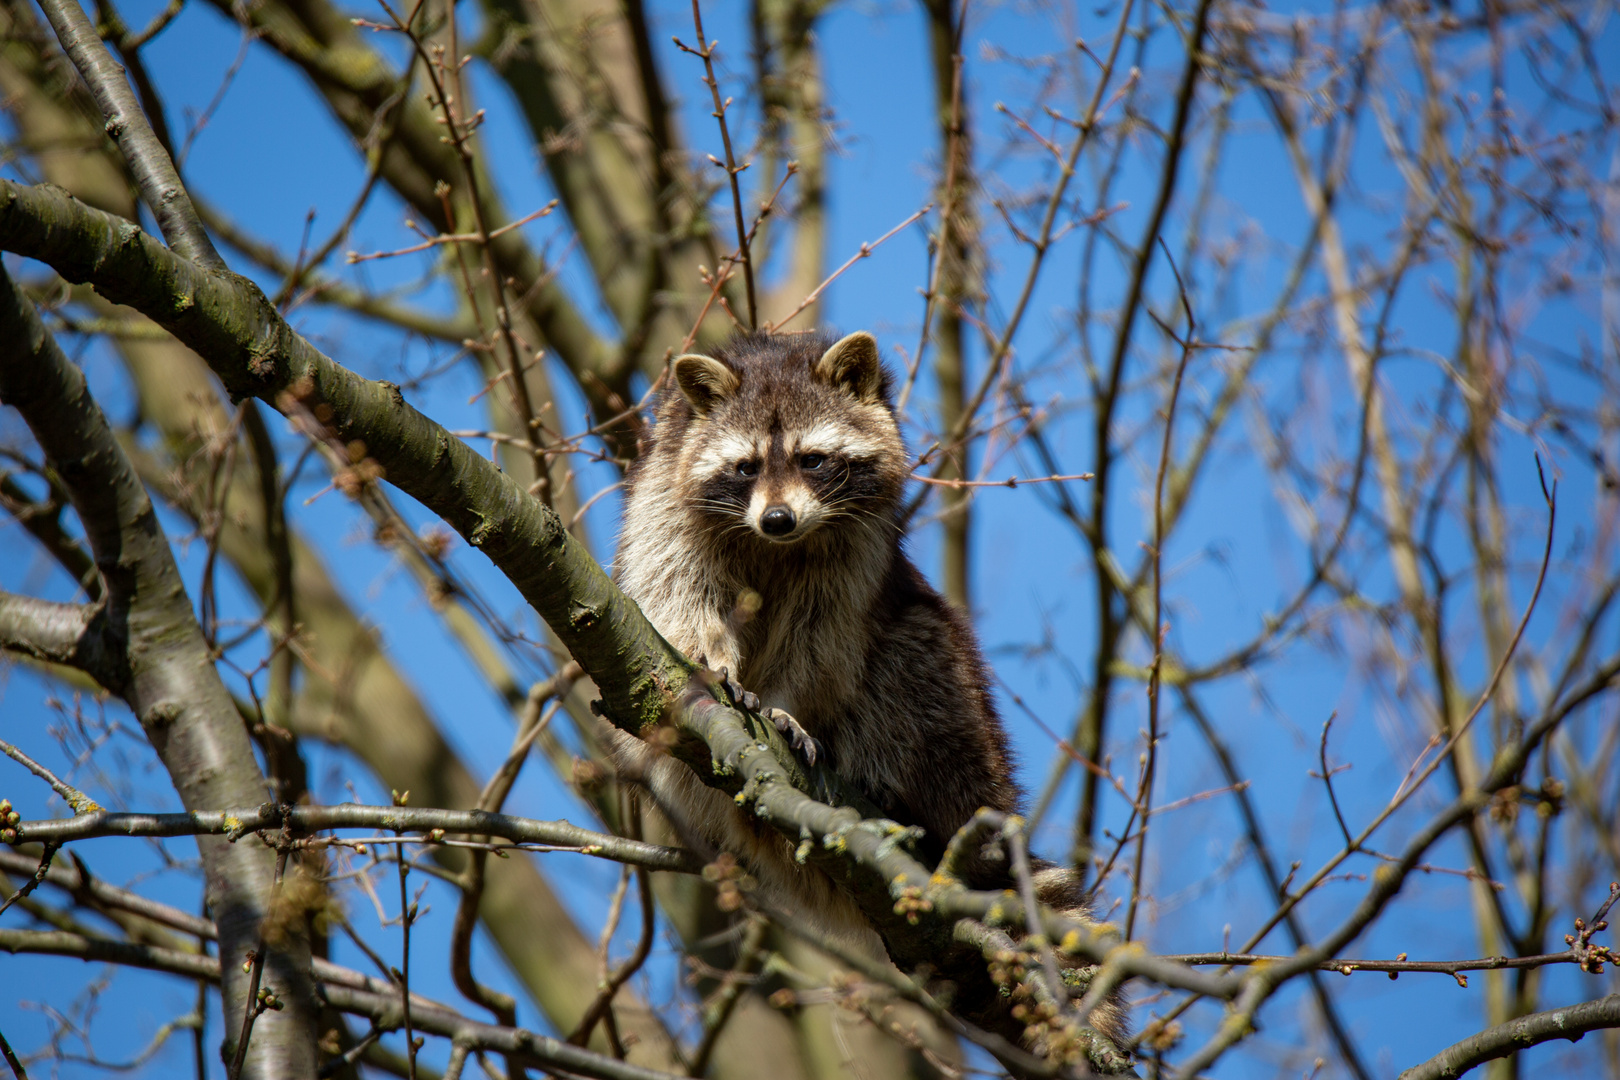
[
  {"xmin": 712, "ymin": 664, "xmax": 761, "ymax": 714},
  {"xmin": 768, "ymin": 708, "xmax": 821, "ymax": 767}
]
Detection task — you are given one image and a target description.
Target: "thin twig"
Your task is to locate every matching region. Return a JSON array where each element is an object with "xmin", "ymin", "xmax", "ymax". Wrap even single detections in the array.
[
  {"xmin": 347, "ymin": 203, "xmax": 559, "ymax": 264},
  {"xmin": 5, "ymin": 804, "xmax": 696, "ymax": 872},
  {"xmin": 899, "ymin": 0, "xmax": 970, "ymax": 413},
  {"xmin": 685, "ymin": 916, "xmax": 767, "ymax": 1077},
  {"xmin": 0, "ymin": 1027, "xmax": 30, "ymax": 1080},
  {"xmin": 396, "ymin": 802, "xmax": 419, "ymax": 1080},
  {"xmin": 228, "ymin": 825, "xmax": 290, "ymax": 1080},
  {"xmin": 676, "ymin": 0, "xmax": 757, "ymax": 329},
  {"xmin": 766, "ymin": 205, "xmax": 932, "ymax": 332},
  {"xmin": 911, "ymin": 471, "xmax": 1094, "ymax": 489},
  {"xmin": 679, "ymin": 165, "xmax": 796, "ymax": 352},
  {"xmin": 375, "ymin": 0, "xmax": 550, "ymax": 502},
  {"xmin": 1172, "ymin": 463, "xmax": 1562, "ymax": 1074},
  {"xmin": 569, "ymin": 806, "xmax": 657, "ymax": 1048},
  {"xmin": 1124, "ymin": 237, "xmax": 1194, "ymax": 943},
  {"xmin": 937, "ymin": 10, "xmax": 1144, "ymax": 465},
  {"xmin": 0, "ymin": 738, "xmax": 101, "ymax": 813},
  {"xmin": 1315, "ymin": 715, "xmax": 1354, "ymax": 848},
  {"xmin": 1167, "ymin": 947, "xmax": 1606, "ymax": 980},
  {"xmin": 0, "ymin": 840, "xmax": 61, "ymax": 920},
  {"xmin": 1241, "ymin": 458, "xmax": 1558, "ymax": 957}
]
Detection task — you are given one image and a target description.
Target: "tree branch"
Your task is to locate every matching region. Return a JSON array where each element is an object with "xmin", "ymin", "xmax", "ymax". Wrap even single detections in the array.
[
  {"xmin": 0, "ymin": 473, "xmax": 101, "ymax": 599},
  {"xmin": 33, "ymin": 0, "xmax": 224, "ymax": 270},
  {"xmin": 0, "ymin": 591, "xmax": 122, "ymax": 689},
  {"xmin": 0, "ymin": 926, "xmax": 688, "ymax": 1080},
  {"xmin": 196, "ymin": 0, "xmax": 616, "ymax": 384},
  {"xmin": 0, "ymin": 178, "xmax": 685, "ymax": 736},
  {"xmin": 1397, "ymin": 993, "xmax": 1620, "ymax": 1080},
  {"xmin": 0, "ymin": 176, "xmax": 1217, "ymax": 1066},
  {"xmin": 6, "ymin": 804, "xmax": 700, "ymax": 873},
  {"xmin": 0, "ymin": 254, "xmax": 314, "ymax": 1078},
  {"xmin": 101, "ymin": 326, "xmax": 679, "ymax": 1058}
]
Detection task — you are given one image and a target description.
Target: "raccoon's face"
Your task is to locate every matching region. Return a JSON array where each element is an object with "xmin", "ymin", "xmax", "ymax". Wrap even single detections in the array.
[{"xmin": 670, "ymin": 332, "xmax": 905, "ymax": 546}]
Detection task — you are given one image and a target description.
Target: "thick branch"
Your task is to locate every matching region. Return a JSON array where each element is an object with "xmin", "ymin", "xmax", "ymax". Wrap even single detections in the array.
[
  {"xmin": 1397, "ymin": 994, "xmax": 1620, "ymax": 1080},
  {"xmin": 0, "ymin": 178, "xmax": 683, "ymax": 735},
  {"xmin": 0, "ymin": 178, "xmax": 1218, "ymax": 1062},
  {"xmin": 0, "ymin": 254, "xmax": 313, "ymax": 1078},
  {"xmin": 196, "ymin": 0, "xmax": 615, "ymax": 380},
  {"xmin": 0, "ymin": 591, "xmax": 122, "ymax": 688},
  {"xmin": 0, "ymin": 847, "xmax": 216, "ymax": 939},
  {"xmin": 34, "ymin": 0, "xmax": 223, "ymax": 270},
  {"xmin": 680, "ymin": 692, "xmax": 1238, "ymax": 1002},
  {"xmin": 0, "ymin": 44, "xmax": 690, "ymax": 1060},
  {"xmin": 110, "ymin": 337, "xmax": 683, "ymax": 1061}
]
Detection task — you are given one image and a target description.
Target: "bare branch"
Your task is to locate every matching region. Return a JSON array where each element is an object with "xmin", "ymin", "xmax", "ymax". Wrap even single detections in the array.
[
  {"xmin": 33, "ymin": 0, "xmax": 223, "ymax": 269},
  {"xmin": 0, "ymin": 255, "xmax": 314, "ymax": 1077},
  {"xmin": 0, "ymin": 592, "xmax": 121, "ymax": 691},
  {"xmin": 1397, "ymin": 993, "xmax": 1620, "ymax": 1080},
  {"xmin": 676, "ymin": 0, "xmax": 757, "ymax": 328},
  {"xmin": 0, "ymin": 473, "xmax": 100, "ymax": 600},
  {"xmin": 0, "ymin": 1025, "xmax": 30, "ymax": 1080},
  {"xmin": 0, "ymin": 737, "xmax": 100, "ymax": 813},
  {"xmin": 0, "ymin": 927, "xmax": 691, "ymax": 1080},
  {"xmin": 5, "ymin": 804, "xmax": 701, "ymax": 874},
  {"xmin": 765, "ymin": 205, "xmax": 931, "ymax": 333}
]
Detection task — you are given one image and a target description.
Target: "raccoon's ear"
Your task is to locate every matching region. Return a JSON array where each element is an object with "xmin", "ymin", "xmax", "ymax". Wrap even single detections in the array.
[
  {"xmin": 814, "ymin": 331, "xmax": 883, "ymax": 403},
  {"xmin": 672, "ymin": 353, "xmax": 740, "ymax": 415}
]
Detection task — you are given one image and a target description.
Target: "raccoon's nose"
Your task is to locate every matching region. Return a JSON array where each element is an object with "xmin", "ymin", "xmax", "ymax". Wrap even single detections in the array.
[{"xmin": 761, "ymin": 505, "xmax": 797, "ymax": 536}]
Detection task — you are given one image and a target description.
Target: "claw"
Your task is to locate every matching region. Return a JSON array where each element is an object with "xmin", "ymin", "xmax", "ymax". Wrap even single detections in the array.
[
  {"xmin": 769, "ymin": 708, "xmax": 821, "ymax": 767},
  {"xmin": 702, "ymin": 665, "xmax": 813, "ymax": 762},
  {"xmin": 716, "ymin": 666, "xmax": 760, "ymax": 714}
]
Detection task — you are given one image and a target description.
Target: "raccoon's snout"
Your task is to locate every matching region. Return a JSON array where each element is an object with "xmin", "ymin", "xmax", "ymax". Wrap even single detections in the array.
[{"xmin": 760, "ymin": 505, "xmax": 797, "ymax": 537}]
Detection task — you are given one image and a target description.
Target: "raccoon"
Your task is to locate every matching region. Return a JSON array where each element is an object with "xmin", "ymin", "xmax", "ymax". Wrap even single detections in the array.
[{"xmin": 606, "ymin": 330, "xmax": 1126, "ymax": 1045}]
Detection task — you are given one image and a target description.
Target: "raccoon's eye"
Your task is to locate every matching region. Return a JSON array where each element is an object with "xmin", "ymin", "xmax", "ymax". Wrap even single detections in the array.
[
  {"xmin": 799, "ymin": 453, "xmax": 826, "ymax": 471},
  {"xmin": 736, "ymin": 460, "xmax": 760, "ymax": 477}
]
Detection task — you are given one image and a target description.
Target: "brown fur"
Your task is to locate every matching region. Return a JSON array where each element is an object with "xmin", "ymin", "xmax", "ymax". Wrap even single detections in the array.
[{"xmin": 606, "ymin": 330, "xmax": 1128, "ymax": 1050}]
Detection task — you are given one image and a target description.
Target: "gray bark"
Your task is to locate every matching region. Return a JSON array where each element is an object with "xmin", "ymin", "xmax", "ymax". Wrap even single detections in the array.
[{"xmin": 0, "ymin": 261, "xmax": 315, "ymax": 1078}]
